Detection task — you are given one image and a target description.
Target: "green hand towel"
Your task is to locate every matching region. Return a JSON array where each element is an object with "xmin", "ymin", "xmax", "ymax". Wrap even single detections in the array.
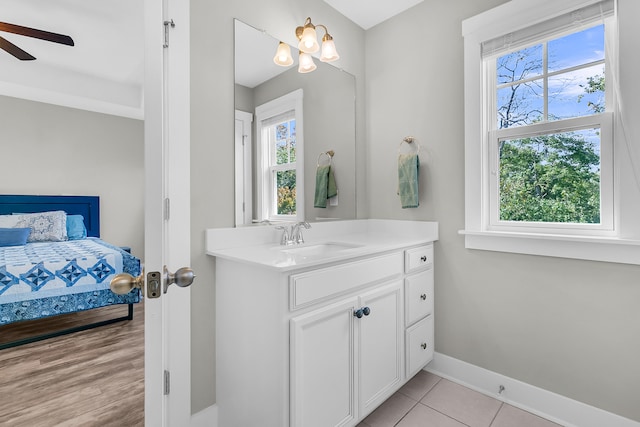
[
  {"xmin": 328, "ymin": 166, "xmax": 337, "ymax": 199},
  {"xmin": 398, "ymin": 154, "xmax": 419, "ymax": 208},
  {"xmin": 314, "ymin": 165, "xmax": 338, "ymax": 208}
]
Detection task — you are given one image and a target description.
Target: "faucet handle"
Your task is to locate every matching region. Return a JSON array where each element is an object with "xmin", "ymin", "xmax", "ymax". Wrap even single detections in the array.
[
  {"xmin": 293, "ymin": 221, "xmax": 311, "ymax": 244},
  {"xmin": 275, "ymin": 225, "xmax": 291, "ymax": 245}
]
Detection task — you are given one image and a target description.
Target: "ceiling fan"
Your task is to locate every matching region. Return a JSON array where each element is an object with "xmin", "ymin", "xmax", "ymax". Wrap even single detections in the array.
[{"xmin": 0, "ymin": 22, "xmax": 74, "ymax": 61}]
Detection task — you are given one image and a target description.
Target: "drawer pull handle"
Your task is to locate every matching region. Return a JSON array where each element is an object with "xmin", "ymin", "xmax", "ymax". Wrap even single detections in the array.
[
  {"xmin": 421, "ymin": 342, "xmax": 427, "ymax": 350},
  {"xmin": 420, "ymin": 293, "xmax": 427, "ymax": 300},
  {"xmin": 420, "ymin": 255, "xmax": 427, "ymax": 262},
  {"xmin": 353, "ymin": 307, "xmax": 371, "ymax": 319}
]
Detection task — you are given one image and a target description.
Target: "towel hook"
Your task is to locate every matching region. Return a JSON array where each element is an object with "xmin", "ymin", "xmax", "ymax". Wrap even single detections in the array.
[
  {"xmin": 317, "ymin": 150, "xmax": 334, "ymax": 167},
  {"xmin": 399, "ymin": 136, "xmax": 420, "ymax": 154}
]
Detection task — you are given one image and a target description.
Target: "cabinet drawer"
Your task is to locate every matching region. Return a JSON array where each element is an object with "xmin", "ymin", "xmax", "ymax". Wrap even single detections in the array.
[
  {"xmin": 404, "ymin": 244, "xmax": 433, "ymax": 273},
  {"xmin": 405, "ymin": 269, "xmax": 433, "ymax": 326},
  {"xmin": 290, "ymin": 252, "xmax": 403, "ymax": 310},
  {"xmin": 406, "ymin": 315, "xmax": 434, "ymax": 378}
]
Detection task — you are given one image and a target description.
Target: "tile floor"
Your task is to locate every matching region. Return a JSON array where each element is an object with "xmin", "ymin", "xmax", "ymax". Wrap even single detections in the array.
[{"xmin": 358, "ymin": 371, "xmax": 563, "ymax": 427}]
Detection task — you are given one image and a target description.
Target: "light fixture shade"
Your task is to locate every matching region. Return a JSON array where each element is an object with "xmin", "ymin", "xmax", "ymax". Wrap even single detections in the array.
[
  {"xmin": 273, "ymin": 42, "xmax": 293, "ymax": 66},
  {"xmin": 320, "ymin": 38, "xmax": 340, "ymax": 62},
  {"xmin": 298, "ymin": 52, "xmax": 317, "ymax": 73},
  {"xmin": 298, "ymin": 26, "xmax": 319, "ymax": 53}
]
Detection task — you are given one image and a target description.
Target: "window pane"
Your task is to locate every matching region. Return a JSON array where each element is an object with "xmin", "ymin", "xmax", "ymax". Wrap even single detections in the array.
[
  {"xmin": 276, "ymin": 170, "xmax": 296, "ymax": 216},
  {"xmin": 289, "ymin": 120, "xmax": 297, "ymax": 162},
  {"xmin": 497, "ymin": 45, "xmax": 543, "ymax": 85},
  {"xmin": 548, "ymin": 64, "xmax": 605, "ymax": 120},
  {"xmin": 498, "ymin": 128, "xmax": 601, "ymax": 224},
  {"xmin": 497, "ymin": 79, "xmax": 543, "ymax": 128},
  {"xmin": 548, "ymin": 25, "xmax": 604, "ymax": 73},
  {"xmin": 275, "ymin": 119, "xmax": 296, "ymax": 165}
]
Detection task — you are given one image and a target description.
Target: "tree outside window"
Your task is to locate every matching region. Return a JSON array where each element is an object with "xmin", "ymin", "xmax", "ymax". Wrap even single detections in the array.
[{"xmin": 494, "ymin": 25, "xmax": 606, "ymax": 225}]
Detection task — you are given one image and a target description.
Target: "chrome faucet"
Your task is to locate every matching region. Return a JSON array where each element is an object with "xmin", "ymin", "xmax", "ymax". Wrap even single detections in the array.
[
  {"xmin": 275, "ymin": 225, "xmax": 291, "ymax": 245},
  {"xmin": 291, "ymin": 221, "xmax": 311, "ymax": 244},
  {"xmin": 276, "ymin": 222, "xmax": 311, "ymax": 245}
]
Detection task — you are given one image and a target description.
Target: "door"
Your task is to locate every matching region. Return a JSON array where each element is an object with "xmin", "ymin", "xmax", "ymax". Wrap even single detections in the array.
[
  {"xmin": 359, "ymin": 282, "xmax": 403, "ymax": 415},
  {"xmin": 235, "ymin": 110, "xmax": 253, "ymax": 226},
  {"xmin": 144, "ymin": 0, "xmax": 192, "ymax": 424},
  {"xmin": 290, "ymin": 298, "xmax": 358, "ymax": 427}
]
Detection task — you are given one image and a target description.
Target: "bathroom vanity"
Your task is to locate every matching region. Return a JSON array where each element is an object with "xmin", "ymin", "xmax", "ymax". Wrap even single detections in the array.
[{"xmin": 206, "ymin": 220, "xmax": 438, "ymax": 427}]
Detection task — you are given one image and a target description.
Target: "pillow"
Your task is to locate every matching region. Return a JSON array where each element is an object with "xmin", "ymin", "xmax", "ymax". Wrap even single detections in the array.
[
  {"xmin": 13, "ymin": 211, "xmax": 68, "ymax": 242},
  {"xmin": 0, "ymin": 214, "xmax": 20, "ymax": 228},
  {"xmin": 0, "ymin": 227, "xmax": 31, "ymax": 247},
  {"xmin": 66, "ymin": 214, "xmax": 87, "ymax": 240}
]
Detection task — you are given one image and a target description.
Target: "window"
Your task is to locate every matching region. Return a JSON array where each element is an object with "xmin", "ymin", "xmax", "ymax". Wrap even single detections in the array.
[
  {"xmin": 255, "ymin": 89, "xmax": 305, "ymax": 222},
  {"xmin": 487, "ymin": 22, "xmax": 614, "ymax": 234},
  {"xmin": 462, "ymin": 0, "xmax": 640, "ymax": 264}
]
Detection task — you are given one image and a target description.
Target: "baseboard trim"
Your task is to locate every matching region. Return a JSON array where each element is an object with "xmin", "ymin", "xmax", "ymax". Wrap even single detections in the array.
[
  {"xmin": 191, "ymin": 403, "xmax": 218, "ymax": 427},
  {"xmin": 426, "ymin": 352, "xmax": 640, "ymax": 427}
]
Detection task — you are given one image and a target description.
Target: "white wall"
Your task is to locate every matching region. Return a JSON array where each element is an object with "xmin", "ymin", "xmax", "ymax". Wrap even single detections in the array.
[
  {"xmin": 0, "ymin": 95, "xmax": 144, "ymax": 256},
  {"xmin": 190, "ymin": 0, "xmax": 366, "ymax": 413},
  {"xmin": 365, "ymin": 0, "xmax": 640, "ymax": 422}
]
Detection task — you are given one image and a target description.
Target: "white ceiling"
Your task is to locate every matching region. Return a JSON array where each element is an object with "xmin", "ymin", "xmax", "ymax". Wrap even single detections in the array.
[
  {"xmin": 0, "ymin": 0, "xmax": 144, "ymax": 119},
  {"xmin": 235, "ymin": 21, "xmax": 295, "ymax": 89},
  {"xmin": 0, "ymin": 0, "xmax": 419, "ymax": 119},
  {"xmin": 323, "ymin": 0, "xmax": 425, "ymax": 30}
]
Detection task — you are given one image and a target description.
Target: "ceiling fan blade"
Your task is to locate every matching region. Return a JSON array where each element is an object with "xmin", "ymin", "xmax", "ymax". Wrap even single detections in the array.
[
  {"xmin": 0, "ymin": 35, "xmax": 35, "ymax": 60},
  {"xmin": 0, "ymin": 22, "xmax": 74, "ymax": 46}
]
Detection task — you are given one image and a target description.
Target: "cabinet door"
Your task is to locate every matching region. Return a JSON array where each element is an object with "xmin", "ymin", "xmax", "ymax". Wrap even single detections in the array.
[
  {"xmin": 358, "ymin": 281, "xmax": 403, "ymax": 416},
  {"xmin": 291, "ymin": 298, "xmax": 358, "ymax": 427}
]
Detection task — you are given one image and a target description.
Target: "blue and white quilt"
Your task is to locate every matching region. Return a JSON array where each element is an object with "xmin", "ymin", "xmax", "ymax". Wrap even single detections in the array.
[{"xmin": 0, "ymin": 238, "xmax": 141, "ymax": 324}]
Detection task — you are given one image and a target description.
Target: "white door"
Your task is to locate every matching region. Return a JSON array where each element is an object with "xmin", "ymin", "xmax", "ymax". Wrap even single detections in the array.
[
  {"xmin": 144, "ymin": 0, "xmax": 192, "ymax": 424},
  {"xmin": 359, "ymin": 282, "xmax": 403, "ymax": 415},
  {"xmin": 290, "ymin": 298, "xmax": 358, "ymax": 427},
  {"xmin": 234, "ymin": 110, "xmax": 253, "ymax": 226}
]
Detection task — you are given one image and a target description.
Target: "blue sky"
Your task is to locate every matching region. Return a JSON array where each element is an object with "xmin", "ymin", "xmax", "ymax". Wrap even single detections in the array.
[{"xmin": 497, "ymin": 24, "xmax": 605, "ymax": 125}]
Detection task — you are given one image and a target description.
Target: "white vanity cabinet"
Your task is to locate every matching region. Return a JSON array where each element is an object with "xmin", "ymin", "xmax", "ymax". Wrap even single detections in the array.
[
  {"xmin": 291, "ymin": 281, "xmax": 402, "ymax": 427},
  {"xmin": 404, "ymin": 244, "xmax": 434, "ymax": 377},
  {"xmin": 210, "ymin": 220, "xmax": 438, "ymax": 427}
]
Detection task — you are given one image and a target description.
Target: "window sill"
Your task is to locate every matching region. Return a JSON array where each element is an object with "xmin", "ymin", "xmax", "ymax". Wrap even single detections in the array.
[{"xmin": 459, "ymin": 230, "xmax": 640, "ymax": 265}]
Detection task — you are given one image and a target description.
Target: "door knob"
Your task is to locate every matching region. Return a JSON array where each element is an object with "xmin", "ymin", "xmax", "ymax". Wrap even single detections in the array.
[
  {"xmin": 163, "ymin": 266, "xmax": 195, "ymax": 294},
  {"xmin": 110, "ymin": 270, "xmax": 145, "ymax": 296}
]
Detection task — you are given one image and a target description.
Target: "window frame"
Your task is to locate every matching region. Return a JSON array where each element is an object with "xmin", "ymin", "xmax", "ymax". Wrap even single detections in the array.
[
  {"xmin": 461, "ymin": 0, "xmax": 640, "ymax": 265},
  {"xmin": 255, "ymin": 89, "xmax": 305, "ymax": 223}
]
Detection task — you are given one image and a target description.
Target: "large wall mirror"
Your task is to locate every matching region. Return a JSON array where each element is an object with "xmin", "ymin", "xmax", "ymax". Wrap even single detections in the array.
[{"xmin": 234, "ymin": 19, "xmax": 357, "ymax": 226}]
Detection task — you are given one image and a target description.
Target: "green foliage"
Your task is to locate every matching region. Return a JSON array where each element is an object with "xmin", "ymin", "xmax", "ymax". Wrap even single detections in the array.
[
  {"xmin": 277, "ymin": 185, "xmax": 296, "ymax": 215},
  {"xmin": 277, "ymin": 170, "xmax": 296, "ymax": 215},
  {"xmin": 578, "ymin": 74, "xmax": 605, "ymax": 113},
  {"xmin": 499, "ymin": 133, "xmax": 600, "ymax": 223}
]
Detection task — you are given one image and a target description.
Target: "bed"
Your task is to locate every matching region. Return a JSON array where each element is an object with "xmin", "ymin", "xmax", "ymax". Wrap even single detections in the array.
[{"xmin": 0, "ymin": 195, "xmax": 141, "ymax": 349}]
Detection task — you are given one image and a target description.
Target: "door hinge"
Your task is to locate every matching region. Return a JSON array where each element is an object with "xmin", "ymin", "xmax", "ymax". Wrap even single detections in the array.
[
  {"xmin": 164, "ymin": 369, "xmax": 171, "ymax": 395},
  {"xmin": 164, "ymin": 197, "xmax": 170, "ymax": 220},
  {"xmin": 163, "ymin": 19, "xmax": 175, "ymax": 48}
]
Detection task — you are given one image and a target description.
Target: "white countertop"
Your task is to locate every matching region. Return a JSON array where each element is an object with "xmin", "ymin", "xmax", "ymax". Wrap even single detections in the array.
[{"xmin": 206, "ymin": 219, "xmax": 439, "ymax": 271}]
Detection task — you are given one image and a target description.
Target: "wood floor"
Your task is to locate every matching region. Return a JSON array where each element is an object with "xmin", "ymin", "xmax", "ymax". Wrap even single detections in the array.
[{"xmin": 0, "ymin": 303, "xmax": 144, "ymax": 427}]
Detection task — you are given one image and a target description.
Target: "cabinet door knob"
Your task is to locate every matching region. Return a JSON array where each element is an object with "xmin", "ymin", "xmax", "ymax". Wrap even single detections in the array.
[
  {"xmin": 362, "ymin": 306, "xmax": 371, "ymax": 316},
  {"xmin": 354, "ymin": 309, "xmax": 364, "ymax": 318},
  {"xmin": 420, "ymin": 255, "xmax": 427, "ymax": 262},
  {"xmin": 420, "ymin": 293, "xmax": 427, "ymax": 300},
  {"xmin": 421, "ymin": 342, "xmax": 427, "ymax": 350}
]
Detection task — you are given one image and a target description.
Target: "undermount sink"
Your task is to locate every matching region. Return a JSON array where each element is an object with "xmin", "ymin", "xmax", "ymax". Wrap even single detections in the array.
[{"xmin": 281, "ymin": 242, "xmax": 362, "ymax": 257}]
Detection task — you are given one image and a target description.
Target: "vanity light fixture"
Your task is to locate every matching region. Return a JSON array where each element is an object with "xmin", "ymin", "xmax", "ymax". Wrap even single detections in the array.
[
  {"xmin": 273, "ymin": 16, "xmax": 340, "ymax": 73},
  {"xmin": 298, "ymin": 51, "xmax": 317, "ymax": 73},
  {"xmin": 273, "ymin": 42, "xmax": 294, "ymax": 66}
]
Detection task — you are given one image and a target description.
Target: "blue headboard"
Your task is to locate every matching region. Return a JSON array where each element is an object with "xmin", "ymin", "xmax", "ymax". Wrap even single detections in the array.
[{"xmin": 0, "ymin": 195, "xmax": 100, "ymax": 238}]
